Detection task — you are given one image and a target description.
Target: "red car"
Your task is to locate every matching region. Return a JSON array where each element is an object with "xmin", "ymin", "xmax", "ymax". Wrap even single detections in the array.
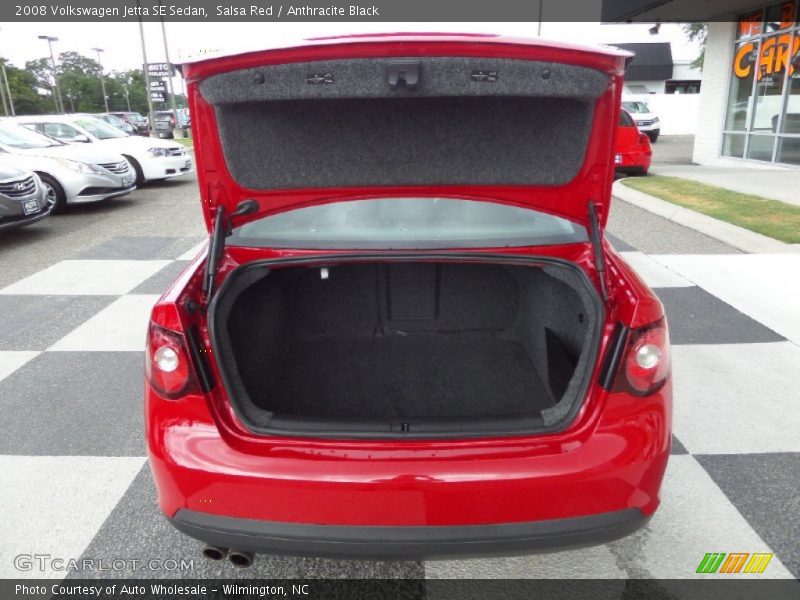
[
  {"xmin": 615, "ymin": 109, "xmax": 653, "ymax": 175},
  {"xmin": 146, "ymin": 34, "xmax": 671, "ymax": 565}
]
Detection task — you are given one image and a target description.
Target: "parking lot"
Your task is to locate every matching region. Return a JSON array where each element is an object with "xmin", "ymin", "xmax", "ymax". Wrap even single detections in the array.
[{"xmin": 1, "ymin": 155, "xmax": 798, "ymax": 581}]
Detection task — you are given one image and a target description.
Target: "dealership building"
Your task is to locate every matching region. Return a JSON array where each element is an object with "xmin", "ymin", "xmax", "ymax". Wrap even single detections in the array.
[{"xmin": 608, "ymin": 0, "xmax": 800, "ymax": 167}]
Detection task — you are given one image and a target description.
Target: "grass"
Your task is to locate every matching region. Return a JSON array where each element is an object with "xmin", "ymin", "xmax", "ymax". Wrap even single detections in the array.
[
  {"xmin": 173, "ymin": 137, "xmax": 194, "ymax": 148},
  {"xmin": 621, "ymin": 175, "xmax": 800, "ymax": 243}
]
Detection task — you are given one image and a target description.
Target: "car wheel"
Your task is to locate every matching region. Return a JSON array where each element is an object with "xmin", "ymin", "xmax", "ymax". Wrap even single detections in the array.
[
  {"xmin": 37, "ymin": 172, "xmax": 67, "ymax": 214},
  {"xmin": 647, "ymin": 132, "xmax": 659, "ymax": 143},
  {"xmin": 123, "ymin": 155, "xmax": 145, "ymax": 187}
]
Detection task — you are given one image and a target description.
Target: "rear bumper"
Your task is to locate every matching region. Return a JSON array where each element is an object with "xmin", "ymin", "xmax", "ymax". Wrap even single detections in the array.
[
  {"xmin": 141, "ymin": 155, "xmax": 193, "ymax": 180},
  {"xmin": 171, "ymin": 507, "xmax": 648, "ymax": 559},
  {"xmin": 615, "ymin": 149, "xmax": 652, "ymax": 173}
]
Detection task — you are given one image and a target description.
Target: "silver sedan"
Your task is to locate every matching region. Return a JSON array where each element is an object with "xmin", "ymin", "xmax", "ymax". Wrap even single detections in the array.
[{"xmin": 0, "ymin": 121, "xmax": 136, "ymax": 213}]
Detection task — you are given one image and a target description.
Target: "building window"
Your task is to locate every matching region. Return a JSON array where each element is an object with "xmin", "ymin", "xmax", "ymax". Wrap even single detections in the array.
[
  {"xmin": 666, "ymin": 80, "xmax": 701, "ymax": 94},
  {"xmin": 722, "ymin": 1, "xmax": 800, "ymax": 165}
]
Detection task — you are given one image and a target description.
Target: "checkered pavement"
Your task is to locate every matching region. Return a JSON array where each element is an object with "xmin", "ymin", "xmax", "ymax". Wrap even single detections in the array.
[{"xmin": 0, "ymin": 234, "xmax": 798, "ymax": 581}]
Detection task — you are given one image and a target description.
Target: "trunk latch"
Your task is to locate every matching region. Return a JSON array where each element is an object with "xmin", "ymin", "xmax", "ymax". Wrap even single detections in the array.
[{"xmin": 387, "ymin": 62, "xmax": 420, "ymax": 91}]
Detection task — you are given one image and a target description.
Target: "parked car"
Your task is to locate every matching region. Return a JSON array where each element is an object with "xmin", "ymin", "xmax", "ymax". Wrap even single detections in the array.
[
  {"xmin": 621, "ymin": 97, "xmax": 660, "ymax": 143},
  {"xmin": 615, "ymin": 109, "xmax": 652, "ymax": 175},
  {"xmin": 18, "ymin": 115, "xmax": 193, "ymax": 186},
  {"xmin": 108, "ymin": 111, "xmax": 149, "ymax": 136},
  {"xmin": 150, "ymin": 110, "xmax": 190, "ymax": 139},
  {"xmin": 150, "ymin": 111, "xmax": 176, "ymax": 139},
  {"xmin": 0, "ymin": 163, "xmax": 49, "ymax": 231},
  {"xmin": 146, "ymin": 35, "xmax": 670, "ymax": 563},
  {"xmin": 95, "ymin": 113, "xmax": 136, "ymax": 136},
  {"xmin": 0, "ymin": 120, "xmax": 135, "ymax": 212},
  {"xmin": 177, "ymin": 108, "xmax": 191, "ymax": 128}
]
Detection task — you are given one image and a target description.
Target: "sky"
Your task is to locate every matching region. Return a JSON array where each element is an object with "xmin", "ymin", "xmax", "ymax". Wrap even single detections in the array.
[{"xmin": 0, "ymin": 21, "xmax": 702, "ymax": 80}]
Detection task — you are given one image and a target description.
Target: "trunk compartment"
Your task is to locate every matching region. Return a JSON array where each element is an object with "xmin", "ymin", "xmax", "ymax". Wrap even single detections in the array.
[{"xmin": 209, "ymin": 257, "xmax": 602, "ymax": 438}]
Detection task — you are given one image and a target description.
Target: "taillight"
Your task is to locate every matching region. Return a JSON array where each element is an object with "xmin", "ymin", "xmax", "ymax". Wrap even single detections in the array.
[
  {"xmin": 612, "ymin": 317, "xmax": 670, "ymax": 396},
  {"xmin": 145, "ymin": 322, "xmax": 199, "ymax": 398},
  {"xmin": 638, "ymin": 132, "xmax": 649, "ymax": 146}
]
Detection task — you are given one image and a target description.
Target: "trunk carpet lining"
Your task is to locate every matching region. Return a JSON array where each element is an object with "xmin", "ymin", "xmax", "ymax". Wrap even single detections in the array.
[{"xmin": 262, "ymin": 334, "xmax": 555, "ymax": 420}]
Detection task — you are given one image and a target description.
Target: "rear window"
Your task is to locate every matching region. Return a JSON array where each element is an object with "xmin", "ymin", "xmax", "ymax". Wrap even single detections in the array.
[
  {"xmin": 619, "ymin": 110, "xmax": 635, "ymax": 127},
  {"xmin": 622, "ymin": 101, "xmax": 650, "ymax": 114},
  {"xmin": 75, "ymin": 118, "xmax": 127, "ymax": 139},
  {"xmin": 229, "ymin": 198, "xmax": 588, "ymax": 249}
]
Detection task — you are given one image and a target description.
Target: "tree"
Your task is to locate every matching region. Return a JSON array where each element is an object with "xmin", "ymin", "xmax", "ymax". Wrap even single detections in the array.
[
  {"xmin": 1, "ymin": 50, "xmax": 161, "ymax": 117},
  {"xmin": 0, "ymin": 57, "xmax": 51, "ymax": 115},
  {"xmin": 108, "ymin": 69, "xmax": 150, "ymax": 114},
  {"xmin": 681, "ymin": 23, "xmax": 708, "ymax": 70},
  {"xmin": 56, "ymin": 51, "xmax": 105, "ymax": 112}
]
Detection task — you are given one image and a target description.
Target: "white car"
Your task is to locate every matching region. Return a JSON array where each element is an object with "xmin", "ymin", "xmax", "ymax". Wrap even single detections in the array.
[
  {"xmin": 16, "ymin": 115, "xmax": 193, "ymax": 186},
  {"xmin": 621, "ymin": 97, "xmax": 660, "ymax": 143},
  {"xmin": 0, "ymin": 120, "xmax": 136, "ymax": 213}
]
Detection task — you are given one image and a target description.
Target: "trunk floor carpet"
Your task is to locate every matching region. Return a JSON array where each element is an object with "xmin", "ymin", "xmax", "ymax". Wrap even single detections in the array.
[{"xmin": 260, "ymin": 335, "xmax": 555, "ymax": 419}]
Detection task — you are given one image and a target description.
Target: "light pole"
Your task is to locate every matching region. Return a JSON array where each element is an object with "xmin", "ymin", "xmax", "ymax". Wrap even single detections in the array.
[
  {"xmin": 91, "ymin": 47, "xmax": 109, "ymax": 112},
  {"xmin": 38, "ymin": 35, "xmax": 63, "ymax": 113},
  {"xmin": 122, "ymin": 82, "xmax": 132, "ymax": 111},
  {"xmin": 158, "ymin": 1, "xmax": 179, "ymax": 117},
  {"xmin": 137, "ymin": 0, "xmax": 156, "ymax": 135}
]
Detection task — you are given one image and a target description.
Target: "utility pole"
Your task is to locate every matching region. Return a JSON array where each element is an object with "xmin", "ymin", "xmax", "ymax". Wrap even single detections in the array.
[
  {"xmin": 38, "ymin": 35, "xmax": 63, "ymax": 113},
  {"xmin": 0, "ymin": 27, "xmax": 15, "ymax": 116},
  {"xmin": 158, "ymin": 0, "xmax": 179, "ymax": 116},
  {"xmin": 92, "ymin": 47, "xmax": 109, "ymax": 112},
  {"xmin": 0, "ymin": 64, "xmax": 8, "ymax": 116},
  {"xmin": 137, "ymin": 0, "xmax": 156, "ymax": 136},
  {"xmin": 1, "ymin": 62, "xmax": 13, "ymax": 116}
]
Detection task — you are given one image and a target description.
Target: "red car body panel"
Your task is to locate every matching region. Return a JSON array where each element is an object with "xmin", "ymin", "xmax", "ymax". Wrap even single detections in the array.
[
  {"xmin": 181, "ymin": 35, "xmax": 630, "ymax": 230},
  {"xmin": 146, "ymin": 35, "xmax": 671, "ymax": 558},
  {"xmin": 615, "ymin": 110, "xmax": 653, "ymax": 175}
]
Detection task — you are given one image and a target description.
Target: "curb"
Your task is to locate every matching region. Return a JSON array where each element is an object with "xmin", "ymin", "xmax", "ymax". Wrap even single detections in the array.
[{"xmin": 612, "ymin": 180, "xmax": 800, "ymax": 254}]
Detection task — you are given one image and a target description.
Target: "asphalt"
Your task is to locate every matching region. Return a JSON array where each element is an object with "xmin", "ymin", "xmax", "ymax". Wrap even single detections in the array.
[
  {"xmin": 608, "ymin": 135, "xmax": 742, "ymax": 255},
  {"xmin": 0, "ymin": 177, "xmax": 205, "ymax": 289}
]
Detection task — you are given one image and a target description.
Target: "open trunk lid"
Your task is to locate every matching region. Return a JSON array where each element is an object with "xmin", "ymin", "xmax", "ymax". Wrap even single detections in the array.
[{"xmin": 182, "ymin": 34, "xmax": 630, "ymax": 231}]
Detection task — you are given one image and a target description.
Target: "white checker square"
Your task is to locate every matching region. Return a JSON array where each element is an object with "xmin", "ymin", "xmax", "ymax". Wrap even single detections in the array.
[
  {"xmin": 671, "ymin": 342, "xmax": 800, "ymax": 454},
  {"xmin": 619, "ymin": 251, "xmax": 693, "ymax": 288},
  {"xmin": 48, "ymin": 295, "xmax": 160, "ymax": 352},
  {"xmin": 0, "ymin": 456, "xmax": 145, "ymax": 579},
  {"xmin": 0, "ymin": 351, "xmax": 39, "ymax": 383},
  {"xmin": 617, "ymin": 455, "xmax": 794, "ymax": 579},
  {"xmin": 0, "ymin": 260, "xmax": 171, "ymax": 296}
]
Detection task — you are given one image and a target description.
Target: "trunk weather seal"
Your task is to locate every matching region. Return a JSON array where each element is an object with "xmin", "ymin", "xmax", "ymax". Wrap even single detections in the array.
[{"xmin": 207, "ymin": 252, "xmax": 605, "ymax": 440}]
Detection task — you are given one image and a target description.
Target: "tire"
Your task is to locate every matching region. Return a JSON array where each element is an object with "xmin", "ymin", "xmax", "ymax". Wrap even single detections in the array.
[
  {"xmin": 647, "ymin": 131, "xmax": 659, "ymax": 144},
  {"xmin": 124, "ymin": 155, "xmax": 145, "ymax": 187},
  {"xmin": 36, "ymin": 172, "xmax": 67, "ymax": 214}
]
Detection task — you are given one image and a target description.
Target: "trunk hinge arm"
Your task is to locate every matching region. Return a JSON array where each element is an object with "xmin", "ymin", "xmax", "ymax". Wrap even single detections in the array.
[
  {"xmin": 202, "ymin": 199, "xmax": 259, "ymax": 303},
  {"xmin": 587, "ymin": 201, "xmax": 610, "ymax": 301}
]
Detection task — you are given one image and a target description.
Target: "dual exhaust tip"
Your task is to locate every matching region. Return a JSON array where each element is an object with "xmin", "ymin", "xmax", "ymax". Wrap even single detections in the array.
[{"xmin": 202, "ymin": 545, "xmax": 254, "ymax": 568}]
